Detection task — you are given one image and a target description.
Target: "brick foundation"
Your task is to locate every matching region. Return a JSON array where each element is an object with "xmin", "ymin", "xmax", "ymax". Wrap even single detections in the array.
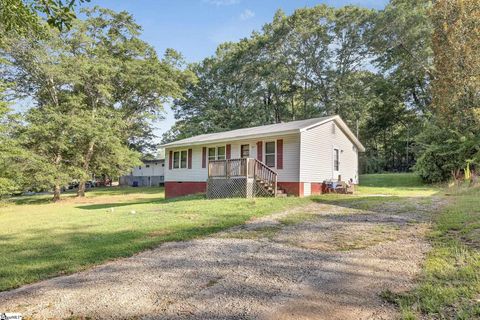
[
  {"xmin": 165, "ymin": 181, "xmax": 207, "ymax": 199},
  {"xmin": 277, "ymin": 182, "xmax": 304, "ymax": 197},
  {"xmin": 311, "ymin": 182, "xmax": 324, "ymax": 195}
]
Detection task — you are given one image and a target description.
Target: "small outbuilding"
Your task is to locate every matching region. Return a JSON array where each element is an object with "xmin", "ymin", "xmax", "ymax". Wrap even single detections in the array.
[
  {"xmin": 161, "ymin": 115, "xmax": 365, "ymax": 198},
  {"xmin": 120, "ymin": 159, "xmax": 165, "ymax": 187}
]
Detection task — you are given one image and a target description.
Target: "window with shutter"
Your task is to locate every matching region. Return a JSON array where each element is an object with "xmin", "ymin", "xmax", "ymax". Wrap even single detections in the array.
[{"xmin": 265, "ymin": 141, "xmax": 276, "ymax": 167}]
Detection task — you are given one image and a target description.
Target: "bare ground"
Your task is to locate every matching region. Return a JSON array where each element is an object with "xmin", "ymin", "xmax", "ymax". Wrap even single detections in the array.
[{"xmin": 0, "ymin": 198, "xmax": 444, "ymax": 320}]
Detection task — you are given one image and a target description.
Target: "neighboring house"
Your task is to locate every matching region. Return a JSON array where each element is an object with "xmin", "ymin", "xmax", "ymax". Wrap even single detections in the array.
[
  {"xmin": 161, "ymin": 115, "xmax": 365, "ymax": 199},
  {"xmin": 120, "ymin": 159, "xmax": 165, "ymax": 187}
]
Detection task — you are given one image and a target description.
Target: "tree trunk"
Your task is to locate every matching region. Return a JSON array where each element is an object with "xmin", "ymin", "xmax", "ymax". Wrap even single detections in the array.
[
  {"xmin": 77, "ymin": 180, "xmax": 86, "ymax": 197},
  {"xmin": 77, "ymin": 140, "xmax": 95, "ymax": 198},
  {"xmin": 52, "ymin": 154, "xmax": 63, "ymax": 202},
  {"xmin": 52, "ymin": 184, "xmax": 61, "ymax": 202}
]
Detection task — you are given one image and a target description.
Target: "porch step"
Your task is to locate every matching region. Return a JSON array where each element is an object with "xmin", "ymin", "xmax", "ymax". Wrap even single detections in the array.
[{"xmin": 255, "ymin": 178, "xmax": 288, "ymax": 197}]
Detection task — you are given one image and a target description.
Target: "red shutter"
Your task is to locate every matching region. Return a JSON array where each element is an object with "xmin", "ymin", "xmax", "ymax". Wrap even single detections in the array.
[
  {"xmin": 277, "ymin": 139, "xmax": 283, "ymax": 169},
  {"xmin": 256, "ymin": 141, "xmax": 263, "ymax": 161},
  {"xmin": 202, "ymin": 147, "xmax": 207, "ymax": 168},
  {"xmin": 168, "ymin": 151, "xmax": 172, "ymax": 170},
  {"xmin": 188, "ymin": 149, "xmax": 192, "ymax": 169},
  {"xmin": 226, "ymin": 144, "xmax": 231, "ymax": 160}
]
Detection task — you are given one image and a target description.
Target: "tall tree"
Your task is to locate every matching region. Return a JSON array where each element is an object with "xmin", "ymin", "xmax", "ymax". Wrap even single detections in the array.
[
  {"xmin": 1, "ymin": 7, "xmax": 192, "ymax": 200},
  {"xmin": 165, "ymin": 3, "xmax": 420, "ymax": 173},
  {"xmin": 415, "ymin": 0, "xmax": 480, "ymax": 182}
]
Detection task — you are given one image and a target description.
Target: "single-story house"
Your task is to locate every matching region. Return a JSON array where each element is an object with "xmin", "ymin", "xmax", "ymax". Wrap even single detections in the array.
[
  {"xmin": 161, "ymin": 115, "xmax": 365, "ymax": 199},
  {"xmin": 120, "ymin": 159, "xmax": 165, "ymax": 187}
]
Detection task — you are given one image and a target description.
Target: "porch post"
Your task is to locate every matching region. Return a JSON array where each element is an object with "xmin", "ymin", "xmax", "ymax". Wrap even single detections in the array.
[{"xmin": 274, "ymin": 175, "xmax": 278, "ymax": 197}]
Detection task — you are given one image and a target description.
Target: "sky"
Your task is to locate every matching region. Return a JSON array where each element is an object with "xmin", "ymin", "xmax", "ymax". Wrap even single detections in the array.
[{"xmin": 85, "ymin": 0, "xmax": 389, "ymax": 143}]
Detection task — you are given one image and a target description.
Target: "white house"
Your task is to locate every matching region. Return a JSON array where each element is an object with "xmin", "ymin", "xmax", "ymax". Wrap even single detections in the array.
[
  {"xmin": 161, "ymin": 115, "xmax": 365, "ymax": 198},
  {"xmin": 120, "ymin": 159, "xmax": 165, "ymax": 187}
]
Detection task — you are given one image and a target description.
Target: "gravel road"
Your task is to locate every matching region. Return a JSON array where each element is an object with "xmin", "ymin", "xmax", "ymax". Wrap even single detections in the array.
[{"xmin": 0, "ymin": 199, "xmax": 439, "ymax": 319}]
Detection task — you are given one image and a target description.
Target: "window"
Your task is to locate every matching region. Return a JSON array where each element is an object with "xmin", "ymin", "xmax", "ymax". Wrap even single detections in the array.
[
  {"xmin": 334, "ymin": 148, "xmax": 339, "ymax": 171},
  {"xmin": 180, "ymin": 150, "xmax": 187, "ymax": 168},
  {"xmin": 173, "ymin": 152, "xmax": 179, "ymax": 169},
  {"xmin": 217, "ymin": 146, "xmax": 226, "ymax": 160},
  {"xmin": 173, "ymin": 150, "xmax": 188, "ymax": 169},
  {"xmin": 208, "ymin": 146, "xmax": 226, "ymax": 161},
  {"xmin": 138, "ymin": 166, "xmax": 142, "ymax": 170},
  {"xmin": 241, "ymin": 144, "xmax": 249, "ymax": 158},
  {"xmin": 208, "ymin": 148, "xmax": 216, "ymax": 161},
  {"xmin": 146, "ymin": 164, "xmax": 150, "ymax": 168},
  {"xmin": 265, "ymin": 141, "xmax": 276, "ymax": 167}
]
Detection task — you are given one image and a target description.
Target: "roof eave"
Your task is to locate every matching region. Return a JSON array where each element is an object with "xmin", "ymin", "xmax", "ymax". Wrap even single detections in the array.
[{"xmin": 160, "ymin": 129, "xmax": 301, "ymax": 148}]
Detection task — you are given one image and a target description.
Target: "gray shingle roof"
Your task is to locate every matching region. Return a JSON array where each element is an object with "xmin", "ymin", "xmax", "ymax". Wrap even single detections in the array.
[{"xmin": 161, "ymin": 115, "xmax": 365, "ymax": 151}]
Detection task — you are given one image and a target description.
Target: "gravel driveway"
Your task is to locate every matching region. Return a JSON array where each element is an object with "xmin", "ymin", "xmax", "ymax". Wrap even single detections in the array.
[{"xmin": 0, "ymin": 198, "xmax": 440, "ymax": 319}]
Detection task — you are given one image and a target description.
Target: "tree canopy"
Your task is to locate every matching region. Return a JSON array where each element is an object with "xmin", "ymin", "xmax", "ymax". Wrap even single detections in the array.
[
  {"xmin": 0, "ymin": 6, "xmax": 193, "ymax": 199},
  {"xmin": 163, "ymin": 2, "xmax": 433, "ymax": 174}
]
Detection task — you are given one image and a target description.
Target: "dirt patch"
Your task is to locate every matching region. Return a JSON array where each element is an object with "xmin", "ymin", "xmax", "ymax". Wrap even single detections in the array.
[{"xmin": 0, "ymin": 198, "xmax": 444, "ymax": 320}]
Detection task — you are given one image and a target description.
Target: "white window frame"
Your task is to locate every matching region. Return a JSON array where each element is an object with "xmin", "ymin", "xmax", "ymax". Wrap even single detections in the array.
[
  {"xmin": 332, "ymin": 146, "xmax": 340, "ymax": 177},
  {"xmin": 264, "ymin": 140, "xmax": 276, "ymax": 168},
  {"xmin": 207, "ymin": 145, "xmax": 227, "ymax": 161},
  {"xmin": 173, "ymin": 149, "xmax": 188, "ymax": 169}
]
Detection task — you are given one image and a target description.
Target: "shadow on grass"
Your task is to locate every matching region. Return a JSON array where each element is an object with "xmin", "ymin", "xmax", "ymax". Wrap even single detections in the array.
[
  {"xmin": 6, "ymin": 187, "xmax": 167, "ymax": 206},
  {"xmin": 76, "ymin": 194, "xmax": 205, "ymax": 210}
]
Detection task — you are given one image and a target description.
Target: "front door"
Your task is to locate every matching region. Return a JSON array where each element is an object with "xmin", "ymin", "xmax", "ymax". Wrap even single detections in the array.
[{"xmin": 241, "ymin": 144, "xmax": 250, "ymax": 158}]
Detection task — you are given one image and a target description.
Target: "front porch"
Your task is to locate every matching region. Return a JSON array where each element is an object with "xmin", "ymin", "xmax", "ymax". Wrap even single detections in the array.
[{"xmin": 207, "ymin": 158, "xmax": 286, "ymax": 199}]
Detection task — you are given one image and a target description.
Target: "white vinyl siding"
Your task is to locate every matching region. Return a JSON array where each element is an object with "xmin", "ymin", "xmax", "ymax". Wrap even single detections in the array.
[
  {"xmin": 299, "ymin": 120, "xmax": 359, "ymax": 184},
  {"xmin": 165, "ymin": 133, "xmax": 300, "ymax": 182},
  {"xmin": 131, "ymin": 161, "xmax": 165, "ymax": 177}
]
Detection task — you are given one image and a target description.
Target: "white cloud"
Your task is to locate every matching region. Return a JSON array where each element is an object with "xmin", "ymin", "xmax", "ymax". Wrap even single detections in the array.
[
  {"xmin": 239, "ymin": 9, "xmax": 255, "ymax": 21},
  {"xmin": 203, "ymin": 0, "xmax": 240, "ymax": 6}
]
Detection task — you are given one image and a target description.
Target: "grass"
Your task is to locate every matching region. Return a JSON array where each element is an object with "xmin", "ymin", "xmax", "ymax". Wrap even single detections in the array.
[
  {"xmin": 381, "ymin": 186, "xmax": 480, "ymax": 319},
  {"xmin": 0, "ymin": 187, "xmax": 308, "ymax": 291},
  {"xmin": 278, "ymin": 212, "xmax": 319, "ymax": 226},
  {"xmin": 358, "ymin": 173, "xmax": 439, "ymax": 197}
]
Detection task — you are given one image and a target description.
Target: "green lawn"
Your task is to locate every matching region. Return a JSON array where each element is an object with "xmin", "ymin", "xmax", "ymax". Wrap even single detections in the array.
[
  {"xmin": 0, "ymin": 187, "xmax": 308, "ymax": 291},
  {"xmin": 358, "ymin": 173, "xmax": 440, "ymax": 197}
]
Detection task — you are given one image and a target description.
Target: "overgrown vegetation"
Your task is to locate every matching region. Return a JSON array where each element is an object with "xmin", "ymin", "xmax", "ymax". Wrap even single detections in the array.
[{"xmin": 414, "ymin": 0, "xmax": 480, "ymax": 184}]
